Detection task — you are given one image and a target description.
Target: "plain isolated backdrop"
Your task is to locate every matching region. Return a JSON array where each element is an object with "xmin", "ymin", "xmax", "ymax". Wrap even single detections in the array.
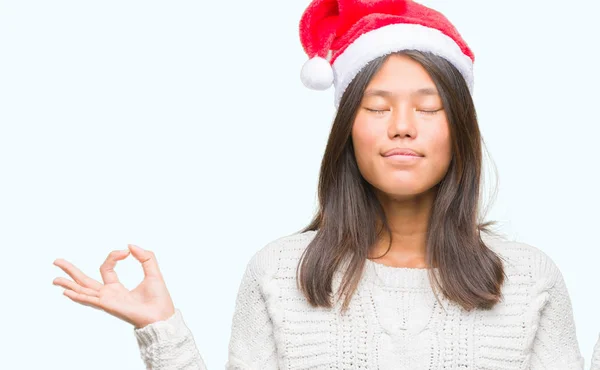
[{"xmin": 1, "ymin": 0, "xmax": 599, "ymax": 369}]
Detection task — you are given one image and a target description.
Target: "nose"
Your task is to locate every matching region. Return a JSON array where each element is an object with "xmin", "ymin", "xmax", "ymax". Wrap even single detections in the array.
[{"xmin": 388, "ymin": 105, "xmax": 416, "ymax": 139}]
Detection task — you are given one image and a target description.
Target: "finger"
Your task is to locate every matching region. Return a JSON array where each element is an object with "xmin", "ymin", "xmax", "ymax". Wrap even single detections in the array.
[
  {"xmin": 63, "ymin": 289, "xmax": 102, "ymax": 310},
  {"xmin": 128, "ymin": 244, "xmax": 162, "ymax": 278},
  {"xmin": 53, "ymin": 277, "xmax": 100, "ymax": 297},
  {"xmin": 99, "ymin": 249, "xmax": 130, "ymax": 285},
  {"xmin": 53, "ymin": 259, "xmax": 103, "ymax": 291}
]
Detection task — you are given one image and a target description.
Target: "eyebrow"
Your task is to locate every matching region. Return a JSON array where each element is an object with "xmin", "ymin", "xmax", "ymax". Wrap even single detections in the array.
[{"xmin": 363, "ymin": 87, "xmax": 439, "ymax": 98}]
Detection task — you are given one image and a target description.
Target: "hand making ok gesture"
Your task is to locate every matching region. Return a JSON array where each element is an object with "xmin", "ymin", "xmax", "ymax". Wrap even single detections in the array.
[{"xmin": 52, "ymin": 244, "xmax": 175, "ymax": 329}]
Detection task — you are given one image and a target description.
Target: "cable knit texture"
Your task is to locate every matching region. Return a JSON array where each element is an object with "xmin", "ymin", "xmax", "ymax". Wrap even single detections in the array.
[{"xmin": 133, "ymin": 230, "xmax": 600, "ymax": 369}]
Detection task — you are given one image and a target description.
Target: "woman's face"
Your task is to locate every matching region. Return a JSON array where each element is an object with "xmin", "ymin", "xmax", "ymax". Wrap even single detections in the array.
[{"xmin": 351, "ymin": 53, "xmax": 452, "ymax": 199}]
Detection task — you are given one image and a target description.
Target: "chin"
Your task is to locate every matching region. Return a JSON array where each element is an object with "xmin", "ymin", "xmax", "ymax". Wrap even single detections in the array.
[{"xmin": 375, "ymin": 182, "xmax": 434, "ymax": 199}]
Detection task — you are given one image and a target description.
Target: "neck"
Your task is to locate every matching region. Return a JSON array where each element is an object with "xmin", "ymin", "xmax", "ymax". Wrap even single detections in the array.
[{"xmin": 369, "ymin": 187, "xmax": 436, "ymax": 266}]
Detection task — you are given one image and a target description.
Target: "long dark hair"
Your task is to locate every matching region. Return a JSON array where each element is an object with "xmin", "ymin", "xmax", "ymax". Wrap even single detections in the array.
[{"xmin": 296, "ymin": 50, "xmax": 506, "ymax": 314}]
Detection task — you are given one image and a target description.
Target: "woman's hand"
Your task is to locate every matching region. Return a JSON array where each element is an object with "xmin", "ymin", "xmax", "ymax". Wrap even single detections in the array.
[{"xmin": 52, "ymin": 244, "xmax": 175, "ymax": 329}]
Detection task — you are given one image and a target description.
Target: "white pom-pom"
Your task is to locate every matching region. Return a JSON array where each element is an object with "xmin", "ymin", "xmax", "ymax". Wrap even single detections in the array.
[{"xmin": 300, "ymin": 56, "xmax": 334, "ymax": 90}]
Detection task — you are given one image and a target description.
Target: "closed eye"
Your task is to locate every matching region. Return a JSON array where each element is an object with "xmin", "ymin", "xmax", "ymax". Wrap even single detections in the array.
[
  {"xmin": 417, "ymin": 108, "xmax": 443, "ymax": 115},
  {"xmin": 365, "ymin": 108, "xmax": 388, "ymax": 115}
]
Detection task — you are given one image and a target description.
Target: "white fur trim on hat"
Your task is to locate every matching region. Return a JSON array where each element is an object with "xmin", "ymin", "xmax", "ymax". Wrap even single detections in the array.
[{"xmin": 332, "ymin": 23, "xmax": 474, "ymax": 107}]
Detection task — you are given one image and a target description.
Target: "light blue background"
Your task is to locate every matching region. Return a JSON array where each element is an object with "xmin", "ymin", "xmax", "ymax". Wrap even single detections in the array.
[{"xmin": 1, "ymin": 0, "xmax": 599, "ymax": 368}]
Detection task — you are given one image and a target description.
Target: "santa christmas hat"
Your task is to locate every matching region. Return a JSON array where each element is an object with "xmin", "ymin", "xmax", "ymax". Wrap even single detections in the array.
[{"xmin": 299, "ymin": 0, "xmax": 475, "ymax": 107}]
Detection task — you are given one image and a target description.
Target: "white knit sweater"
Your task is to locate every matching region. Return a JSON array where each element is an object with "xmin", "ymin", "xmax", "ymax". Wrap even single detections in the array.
[{"xmin": 134, "ymin": 230, "xmax": 600, "ymax": 369}]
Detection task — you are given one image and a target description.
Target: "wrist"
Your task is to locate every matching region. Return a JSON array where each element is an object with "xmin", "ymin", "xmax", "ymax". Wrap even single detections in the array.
[{"xmin": 134, "ymin": 308, "xmax": 175, "ymax": 329}]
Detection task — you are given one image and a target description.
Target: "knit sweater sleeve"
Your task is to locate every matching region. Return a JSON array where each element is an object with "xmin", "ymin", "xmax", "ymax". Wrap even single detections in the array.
[
  {"xmin": 134, "ymin": 308, "xmax": 207, "ymax": 370},
  {"xmin": 591, "ymin": 334, "xmax": 600, "ymax": 370},
  {"xmin": 528, "ymin": 248, "xmax": 600, "ymax": 370},
  {"xmin": 132, "ymin": 247, "xmax": 279, "ymax": 369}
]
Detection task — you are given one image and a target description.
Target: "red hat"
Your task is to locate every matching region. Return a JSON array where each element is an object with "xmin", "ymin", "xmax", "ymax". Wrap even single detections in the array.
[{"xmin": 299, "ymin": 0, "xmax": 475, "ymax": 107}]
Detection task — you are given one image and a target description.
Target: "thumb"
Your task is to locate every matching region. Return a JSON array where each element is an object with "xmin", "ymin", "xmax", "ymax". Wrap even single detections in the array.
[{"xmin": 128, "ymin": 244, "xmax": 162, "ymax": 279}]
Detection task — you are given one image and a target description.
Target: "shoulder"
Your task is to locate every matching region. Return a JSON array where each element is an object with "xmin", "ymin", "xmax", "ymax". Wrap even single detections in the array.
[
  {"xmin": 481, "ymin": 231, "xmax": 562, "ymax": 289},
  {"xmin": 244, "ymin": 229, "xmax": 318, "ymax": 281}
]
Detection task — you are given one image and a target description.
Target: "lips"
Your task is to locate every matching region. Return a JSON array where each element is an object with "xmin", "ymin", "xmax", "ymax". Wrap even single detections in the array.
[{"xmin": 382, "ymin": 148, "xmax": 424, "ymax": 157}]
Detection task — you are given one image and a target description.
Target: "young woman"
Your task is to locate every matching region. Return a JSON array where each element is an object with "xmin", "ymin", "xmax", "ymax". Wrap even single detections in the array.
[{"xmin": 52, "ymin": 0, "xmax": 600, "ymax": 369}]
